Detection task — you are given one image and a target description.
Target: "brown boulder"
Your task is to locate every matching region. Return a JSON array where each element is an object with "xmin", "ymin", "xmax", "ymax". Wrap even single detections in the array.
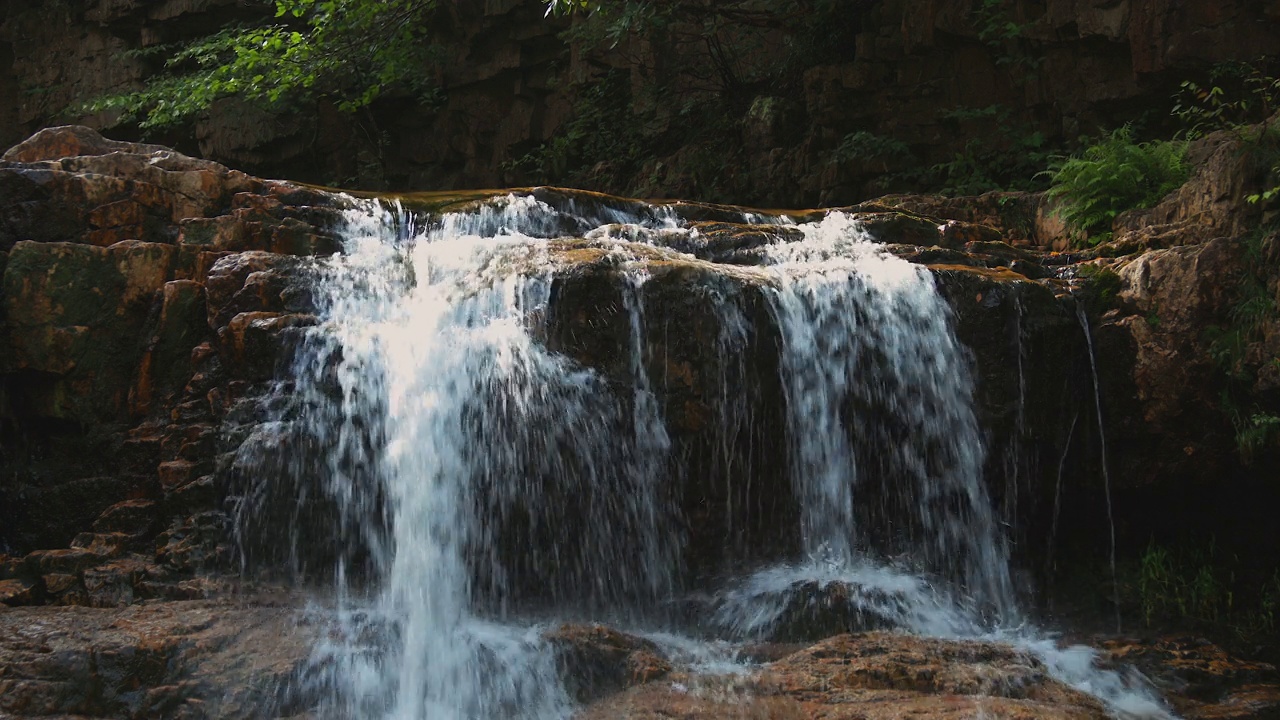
[
  {"xmin": 1114, "ymin": 130, "xmax": 1267, "ymax": 249},
  {"xmin": 218, "ymin": 311, "xmax": 318, "ymax": 381},
  {"xmin": 0, "ymin": 578, "xmax": 39, "ymax": 606},
  {"xmin": 2, "ymin": 125, "xmax": 173, "ymax": 163},
  {"xmin": 1108, "ymin": 236, "xmax": 1253, "ymax": 482},
  {"xmin": 92, "ymin": 499, "xmax": 159, "ymax": 538},
  {"xmin": 1, "ymin": 239, "xmax": 187, "ymax": 422},
  {"xmin": 203, "ymin": 251, "xmax": 312, "ymax": 329}
]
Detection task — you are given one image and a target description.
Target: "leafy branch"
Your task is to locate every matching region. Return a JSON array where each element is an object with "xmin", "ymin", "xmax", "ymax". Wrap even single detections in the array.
[{"xmin": 86, "ymin": 0, "xmax": 441, "ymax": 130}]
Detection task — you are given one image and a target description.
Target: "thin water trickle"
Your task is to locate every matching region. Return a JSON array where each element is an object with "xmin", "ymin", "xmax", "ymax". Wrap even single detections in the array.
[
  {"xmin": 1046, "ymin": 412, "xmax": 1081, "ymax": 583},
  {"xmin": 1004, "ymin": 290, "xmax": 1029, "ymax": 528},
  {"xmin": 1077, "ymin": 301, "xmax": 1122, "ymax": 635},
  {"xmin": 241, "ymin": 195, "xmax": 1175, "ymax": 719}
]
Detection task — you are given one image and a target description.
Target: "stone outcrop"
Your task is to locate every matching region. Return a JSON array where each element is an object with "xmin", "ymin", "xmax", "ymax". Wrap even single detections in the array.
[
  {"xmin": 3, "ymin": 605, "xmax": 1275, "ymax": 719},
  {"xmin": 578, "ymin": 632, "xmax": 1280, "ymax": 720},
  {"xmin": 547, "ymin": 624, "xmax": 672, "ymax": 704},
  {"xmin": 0, "ymin": 123, "xmax": 1274, "ymax": 613},
  {"xmin": 0, "ymin": 593, "xmax": 312, "ymax": 719}
]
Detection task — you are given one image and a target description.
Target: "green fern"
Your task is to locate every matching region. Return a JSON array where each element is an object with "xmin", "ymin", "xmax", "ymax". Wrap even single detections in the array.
[{"xmin": 1043, "ymin": 127, "xmax": 1190, "ymax": 246}]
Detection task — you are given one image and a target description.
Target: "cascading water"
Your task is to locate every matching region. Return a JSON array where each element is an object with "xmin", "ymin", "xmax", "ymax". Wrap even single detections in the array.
[
  {"xmin": 245, "ymin": 192, "xmax": 1175, "ymax": 719},
  {"xmin": 276, "ymin": 196, "xmax": 681, "ymax": 718},
  {"xmin": 768, "ymin": 213, "xmax": 1013, "ymax": 612},
  {"xmin": 710, "ymin": 212, "xmax": 1018, "ymax": 645}
]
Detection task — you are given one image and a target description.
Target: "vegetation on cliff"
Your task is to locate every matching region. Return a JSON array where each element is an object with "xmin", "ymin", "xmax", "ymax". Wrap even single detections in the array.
[
  {"xmin": 69, "ymin": 0, "xmax": 1280, "ymax": 215},
  {"xmin": 86, "ymin": 0, "xmax": 444, "ymax": 129},
  {"xmin": 1043, "ymin": 128, "xmax": 1188, "ymax": 246}
]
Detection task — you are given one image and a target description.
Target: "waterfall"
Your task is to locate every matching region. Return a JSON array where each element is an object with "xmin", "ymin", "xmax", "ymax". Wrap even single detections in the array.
[{"xmin": 238, "ymin": 193, "xmax": 1172, "ymax": 719}]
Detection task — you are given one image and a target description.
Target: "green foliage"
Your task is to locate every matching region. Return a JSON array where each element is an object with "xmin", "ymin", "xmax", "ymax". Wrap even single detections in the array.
[
  {"xmin": 543, "ymin": 0, "xmax": 600, "ymax": 15},
  {"xmin": 832, "ymin": 106, "xmax": 1057, "ymax": 197},
  {"xmin": 1246, "ymin": 125, "xmax": 1280, "ymax": 207},
  {"xmin": 972, "ymin": 0, "xmax": 1041, "ymax": 78},
  {"xmin": 1075, "ymin": 264, "xmax": 1122, "ymax": 314},
  {"xmin": 1135, "ymin": 540, "xmax": 1280, "ymax": 639},
  {"xmin": 831, "ymin": 131, "xmax": 913, "ymax": 169},
  {"xmin": 1043, "ymin": 127, "xmax": 1189, "ymax": 246},
  {"xmin": 1138, "ymin": 540, "xmax": 1231, "ymax": 626},
  {"xmin": 1206, "ymin": 228, "xmax": 1280, "ymax": 463},
  {"xmin": 1235, "ymin": 413, "xmax": 1280, "ymax": 463},
  {"xmin": 1261, "ymin": 572, "xmax": 1280, "ymax": 633},
  {"xmin": 87, "ymin": 0, "xmax": 442, "ymax": 130},
  {"xmin": 1173, "ymin": 60, "xmax": 1280, "ymax": 140},
  {"xmin": 930, "ymin": 105, "xmax": 1053, "ymax": 195}
]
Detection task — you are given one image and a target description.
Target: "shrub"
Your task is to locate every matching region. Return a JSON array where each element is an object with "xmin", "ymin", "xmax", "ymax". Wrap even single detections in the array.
[
  {"xmin": 1236, "ymin": 412, "xmax": 1280, "ymax": 463},
  {"xmin": 1172, "ymin": 61, "xmax": 1280, "ymax": 207},
  {"xmin": 1043, "ymin": 127, "xmax": 1189, "ymax": 245}
]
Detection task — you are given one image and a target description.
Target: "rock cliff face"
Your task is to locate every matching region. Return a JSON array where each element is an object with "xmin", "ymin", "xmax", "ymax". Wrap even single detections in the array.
[
  {"xmin": 2, "ymin": 1, "xmax": 1278, "ymax": 205},
  {"xmin": 0, "ymin": 124, "xmax": 1277, "ymax": 716},
  {"xmin": 0, "ymin": 126, "xmax": 339, "ymax": 606}
]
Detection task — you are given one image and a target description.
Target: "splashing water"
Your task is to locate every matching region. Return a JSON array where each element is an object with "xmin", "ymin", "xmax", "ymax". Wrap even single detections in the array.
[{"xmin": 248, "ymin": 194, "xmax": 1174, "ymax": 719}]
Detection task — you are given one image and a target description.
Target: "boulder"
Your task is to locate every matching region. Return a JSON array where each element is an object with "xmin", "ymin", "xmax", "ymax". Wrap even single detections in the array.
[
  {"xmin": 714, "ymin": 578, "xmax": 925, "ymax": 642},
  {"xmin": 3, "ymin": 125, "xmax": 177, "ymax": 164},
  {"xmin": 546, "ymin": 623, "xmax": 672, "ymax": 703},
  {"xmin": 203, "ymin": 251, "xmax": 313, "ymax": 329}
]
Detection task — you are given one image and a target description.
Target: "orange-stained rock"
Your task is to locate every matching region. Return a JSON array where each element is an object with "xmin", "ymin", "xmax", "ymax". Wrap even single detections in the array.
[
  {"xmin": 0, "ymin": 578, "xmax": 39, "ymax": 606},
  {"xmin": 1101, "ymin": 636, "xmax": 1280, "ymax": 720},
  {"xmin": 579, "ymin": 632, "xmax": 1111, "ymax": 720},
  {"xmin": 217, "ymin": 311, "xmax": 317, "ymax": 381},
  {"xmin": 2, "ymin": 125, "xmax": 173, "ymax": 163}
]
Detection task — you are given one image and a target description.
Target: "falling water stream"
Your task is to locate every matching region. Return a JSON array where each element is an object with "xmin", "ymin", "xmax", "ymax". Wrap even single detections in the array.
[{"xmin": 254, "ymin": 193, "xmax": 1173, "ymax": 718}]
